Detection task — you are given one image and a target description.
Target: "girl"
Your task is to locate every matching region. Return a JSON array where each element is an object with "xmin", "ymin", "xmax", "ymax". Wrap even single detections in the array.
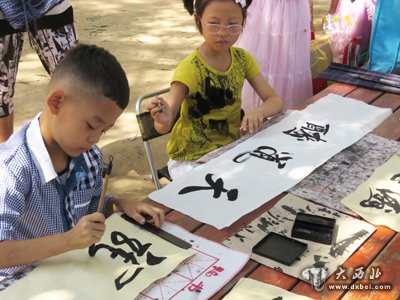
[{"xmin": 148, "ymin": 0, "xmax": 283, "ymax": 179}]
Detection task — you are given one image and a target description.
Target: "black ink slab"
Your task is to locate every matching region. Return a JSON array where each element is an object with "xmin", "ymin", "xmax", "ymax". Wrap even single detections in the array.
[
  {"xmin": 291, "ymin": 213, "xmax": 336, "ymax": 245},
  {"xmin": 121, "ymin": 214, "xmax": 192, "ymax": 249},
  {"xmin": 252, "ymin": 232, "xmax": 308, "ymax": 266}
]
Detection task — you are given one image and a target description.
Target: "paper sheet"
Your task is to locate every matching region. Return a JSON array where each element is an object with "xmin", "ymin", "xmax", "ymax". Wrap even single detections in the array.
[
  {"xmin": 341, "ymin": 154, "xmax": 400, "ymax": 231},
  {"xmin": 223, "ymin": 194, "xmax": 376, "ymax": 284},
  {"xmin": 137, "ymin": 222, "xmax": 250, "ymax": 299},
  {"xmin": 2, "ymin": 214, "xmax": 195, "ymax": 300},
  {"xmin": 149, "ymin": 94, "xmax": 391, "ymax": 229},
  {"xmin": 290, "ymin": 134, "xmax": 400, "ymax": 215},
  {"xmin": 222, "ymin": 278, "xmax": 312, "ymax": 300}
]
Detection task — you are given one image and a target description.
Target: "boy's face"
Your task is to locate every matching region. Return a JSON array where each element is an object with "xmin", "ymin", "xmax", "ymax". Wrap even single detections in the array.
[{"xmin": 52, "ymin": 93, "xmax": 124, "ymax": 157}]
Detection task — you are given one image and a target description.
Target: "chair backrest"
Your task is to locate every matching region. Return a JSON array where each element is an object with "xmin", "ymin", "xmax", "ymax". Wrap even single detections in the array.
[{"xmin": 135, "ymin": 87, "xmax": 171, "ymax": 190}]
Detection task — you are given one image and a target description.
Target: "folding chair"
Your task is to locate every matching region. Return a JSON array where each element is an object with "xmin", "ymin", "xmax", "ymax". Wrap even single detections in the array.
[{"xmin": 135, "ymin": 87, "xmax": 172, "ymax": 190}]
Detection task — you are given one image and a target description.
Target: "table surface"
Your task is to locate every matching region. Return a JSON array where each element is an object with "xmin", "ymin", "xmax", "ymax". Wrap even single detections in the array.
[{"xmin": 146, "ymin": 82, "xmax": 400, "ymax": 300}]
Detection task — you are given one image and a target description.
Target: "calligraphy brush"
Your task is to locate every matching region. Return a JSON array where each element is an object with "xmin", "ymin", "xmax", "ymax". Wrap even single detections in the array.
[
  {"xmin": 96, "ymin": 156, "xmax": 113, "ymax": 212},
  {"xmin": 89, "ymin": 156, "xmax": 113, "ymax": 255}
]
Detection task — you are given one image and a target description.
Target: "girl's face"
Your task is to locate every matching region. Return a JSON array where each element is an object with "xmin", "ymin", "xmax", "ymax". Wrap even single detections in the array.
[{"xmin": 198, "ymin": 0, "xmax": 244, "ymax": 51}]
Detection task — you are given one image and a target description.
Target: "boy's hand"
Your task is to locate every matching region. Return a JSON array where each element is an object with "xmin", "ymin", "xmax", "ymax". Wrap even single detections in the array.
[
  {"xmin": 147, "ymin": 96, "xmax": 171, "ymax": 126},
  {"xmin": 240, "ymin": 107, "xmax": 265, "ymax": 134},
  {"xmin": 68, "ymin": 212, "xmax": 106, "ymax": 249},
  {"xmin": 114, "ymin": 198, "xmax": 165, "ymax": 228},
  {"xmin": 130, "ymin": 202, "xmax": 165, "ymax": 227}
]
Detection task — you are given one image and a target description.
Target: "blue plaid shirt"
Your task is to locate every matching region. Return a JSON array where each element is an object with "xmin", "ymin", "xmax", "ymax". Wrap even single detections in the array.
[{"xmin": 0, "ymin": 113, "xmax": 109, "ymax": 280}]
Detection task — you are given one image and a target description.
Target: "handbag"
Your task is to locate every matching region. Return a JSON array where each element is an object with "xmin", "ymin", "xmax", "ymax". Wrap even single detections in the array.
[{"xmin": 368, "ymin": 0, "xmax": 400, "ymax": 74}]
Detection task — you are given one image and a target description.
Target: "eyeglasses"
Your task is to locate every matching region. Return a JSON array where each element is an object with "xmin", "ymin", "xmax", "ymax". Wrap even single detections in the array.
[{"xmin": 200, "ymin": 20, "xmax": 243, "ymax": 35}]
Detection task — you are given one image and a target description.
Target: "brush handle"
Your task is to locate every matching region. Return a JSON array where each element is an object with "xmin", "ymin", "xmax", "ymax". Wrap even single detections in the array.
[{"xmin": 96, "ymin": 175, "xmax": 109, "ymax": 213}]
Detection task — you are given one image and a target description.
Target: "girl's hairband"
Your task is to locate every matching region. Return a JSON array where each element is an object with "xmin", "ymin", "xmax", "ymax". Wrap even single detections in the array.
[{"xmin": 234, "ymin": 0, "xmax": 246, "ymax": 8}]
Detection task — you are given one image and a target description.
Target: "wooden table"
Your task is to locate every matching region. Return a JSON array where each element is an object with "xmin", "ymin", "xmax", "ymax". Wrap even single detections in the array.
[{"xmin": 146, "ymin": 83, "xmax": 400, "ymax": 300}]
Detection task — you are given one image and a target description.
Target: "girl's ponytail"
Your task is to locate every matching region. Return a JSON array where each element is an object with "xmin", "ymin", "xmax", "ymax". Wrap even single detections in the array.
[{"xmin": 182, "ymin": 0, "xmax": 195, "ymax": 15}]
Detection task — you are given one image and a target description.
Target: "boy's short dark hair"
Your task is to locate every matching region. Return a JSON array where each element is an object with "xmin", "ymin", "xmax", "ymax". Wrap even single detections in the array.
[{"xmin": 52, "ymin": 43, "xmax": 130, "ymax": 109}]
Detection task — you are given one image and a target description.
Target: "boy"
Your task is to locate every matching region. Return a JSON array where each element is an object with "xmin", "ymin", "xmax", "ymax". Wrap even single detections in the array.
[{"xmin": 0, "ymin": 43, "xmax": 165, "ymax": 289}]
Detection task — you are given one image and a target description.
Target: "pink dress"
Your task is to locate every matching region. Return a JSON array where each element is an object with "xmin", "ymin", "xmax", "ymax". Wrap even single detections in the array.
[{"xmin": 235, "ymin": 0, "xmax": 313, "ymax": 112}]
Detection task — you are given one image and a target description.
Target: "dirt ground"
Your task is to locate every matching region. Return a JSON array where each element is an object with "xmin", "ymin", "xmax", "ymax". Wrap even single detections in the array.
[{"xmin": 12, "ymin": 0, "xmax": 331, "ymax": 200}]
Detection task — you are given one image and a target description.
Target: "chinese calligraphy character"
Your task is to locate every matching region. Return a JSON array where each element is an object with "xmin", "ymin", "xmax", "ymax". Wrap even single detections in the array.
[
  {"xmin": 330, "ymin": 230, "xmax": 369, "ymax": 258},
  {"xmin": 205, "ymin": 265, "xmax": 224, "ymax": 277},
  {"xmin": 283, "ymin": 122, "xmax": 330, "ymax": 142},
  {"xmin": 115, "ymin": 268, "xmax": 143, "ymax": 290},
  {"xmin": 178, "ymin": 173, "xmax": 238, "ymax": 201},
  {"xmin": 233, "ymin": 146, "xmax": 293, "ymax": 169},
  {"xmin": 390, "ymin": 173, "xmax": 400, "ymax": 183},
  {"xmin": 352, "ymin": 267, "xmax": 365, "ymax": 279},
  {"xmin": 89, "ymin": 231, "xmax": 166, "ymax": 290},
  {"xmin": 188, "ymin": 281, "xmax": 204, "ymax": 293},
  {"xmin": 360, "ymin": 188, "xmax": 400, "ymax": 214},
  {"xmin": 335, "ymin": 266, "xmax": 347, "ymax": 280},
  {"xmin": 369, "ymin": 267, "xmax": 382, "ymax": 280},
  {"xmin": 313, "ymin": 255, "xmax": 330, "ymax": 268},
  {"xmin": 233, "ymin": 232, "xmax": 248, "ymax": 243},
  {"xmin": 257, "ymin": 211, "xmax": 287, "ymax": 232}
]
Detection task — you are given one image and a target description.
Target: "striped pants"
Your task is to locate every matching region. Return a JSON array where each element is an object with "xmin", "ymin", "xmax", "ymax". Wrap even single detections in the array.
[{"xmin": 0, "ymin": 23, "xmax": 78, "ymax": 117}]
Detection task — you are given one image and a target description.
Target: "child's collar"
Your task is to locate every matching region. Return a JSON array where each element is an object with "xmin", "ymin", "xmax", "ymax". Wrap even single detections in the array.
[{"xmin": 27, "ymin": 112, "xmax": 58, "ymax": 185}]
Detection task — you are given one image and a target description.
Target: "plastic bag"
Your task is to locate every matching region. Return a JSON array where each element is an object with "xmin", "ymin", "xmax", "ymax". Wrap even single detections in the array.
[{"xmin": 323, "ymin": 0, "xmax": 375, "ymax": 66}]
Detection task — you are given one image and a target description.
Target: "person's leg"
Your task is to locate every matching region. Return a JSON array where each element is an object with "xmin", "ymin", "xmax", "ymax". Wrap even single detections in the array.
[
  {"xmin": 29, "ymin": 23, "xmax": 78, "ymax": 75},
  {"xmin": 0, "ymin": 111, "xmax": 13, "ymax": 142},
  {"xmin": 0, "ymin": 33, "xmax": 24, "ymax": 142}
]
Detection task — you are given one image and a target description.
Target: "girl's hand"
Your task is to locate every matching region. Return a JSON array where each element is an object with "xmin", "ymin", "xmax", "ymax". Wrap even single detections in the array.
[
  {"xmin": 240, "ymin": 107, "xmax": 265, "ymax": 134},
  {"xmin": 147, "ymin": 96, "xmax": 171, "ymax": 126}
]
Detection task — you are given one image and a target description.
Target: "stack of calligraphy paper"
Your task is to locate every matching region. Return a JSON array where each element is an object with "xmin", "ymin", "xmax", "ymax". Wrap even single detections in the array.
[
  {"xmin": 223, "ymin": 194, "xmax": 376, "ymax": 282},
  {"xmin": 222, "ymin": 278, "xmax": 312, "ymax": 300},
  {"xmin": 290, "ymin": 134, "xmax": 400, "ymax": 215},
  {"xmin": 149, "ymin": 94, "xmax": 391, "ymax": 229},
  {"xmin": 1, "ymin": 214, "xmax": 195, "ymax": 300},
  {"xmin": 341, "ymin": 153, "xmax": 400, "ymax": 231},
  {"xmin": 137, "ymin": 222, "xmax": 250, "ymax": 299}
]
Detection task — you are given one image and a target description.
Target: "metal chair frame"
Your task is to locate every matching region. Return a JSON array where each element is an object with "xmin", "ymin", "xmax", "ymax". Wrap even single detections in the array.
[{"xmin": 135, "ymin": 87, "xmax": 170, "ymax": 190}]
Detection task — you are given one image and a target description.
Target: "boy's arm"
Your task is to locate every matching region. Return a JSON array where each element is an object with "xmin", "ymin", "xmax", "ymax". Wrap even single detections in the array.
[
  {"xmin": 147, "ymin": 81, "xmax": 188, "ymax": 134},
  {"xmin": 0, "ymin": 212, "xmax": 105, "ymax": 269}
]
